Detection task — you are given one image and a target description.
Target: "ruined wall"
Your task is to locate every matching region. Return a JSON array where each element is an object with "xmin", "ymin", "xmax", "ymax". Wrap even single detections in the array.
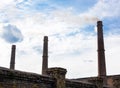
[
  {"xmin": 0, "ymin": 67, "xmax": 55, "ymax": 88},
  {"xmin": 74, "ymin": 75, "xmax": 120, "ymax": 88},
  {"xmin": 66, "ymin": 79, "xmax": 97, "ymax": 88},
  {"xmin": 107, "ymin": 75, "xmax": 120, "ymax": 88},
  {"xmin": 47, "ymin": 67, "xmax": 97, "ymax": 88},
  {"xmin": 0, "ymin": 67, "xmax": 98, "ymax": 88}
]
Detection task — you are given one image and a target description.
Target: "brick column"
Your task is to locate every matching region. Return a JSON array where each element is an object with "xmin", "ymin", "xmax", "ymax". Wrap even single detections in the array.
[
  {"xmin": 10, "ymin": 45, "xmax": 16, "ymax": 70},
  {"xmin": 47, "ymin": 67, "xmax": 67, "ymax": 88},
  {"xmin": 97, "ymin": 21, "xmax": 107, "ymax": 85},
  {"xmin": 42, "ymin": 36, "xmax": 48, "ymax": 75}
]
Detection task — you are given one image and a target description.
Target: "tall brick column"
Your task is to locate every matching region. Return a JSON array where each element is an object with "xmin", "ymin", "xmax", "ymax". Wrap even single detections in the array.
[
  {"xmin": 42, "ymin": 36, "xmax": 48, "ymax": 75},
  {"xmin": 97, "ymin": 21, "xmax": 107, "ymax": 84},
  {"xmin": 10, "ymin": 45, "xmax": 16, "ymax": 70},
  {"xmin": 47, "ymin": 67, "xmax": 67, "ymax": 88}
]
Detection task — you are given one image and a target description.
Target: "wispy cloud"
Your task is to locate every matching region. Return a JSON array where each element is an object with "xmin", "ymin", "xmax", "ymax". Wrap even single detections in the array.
[{"xmin": 88, "ymin": 0, "xmax": 120, "ymax": 19}]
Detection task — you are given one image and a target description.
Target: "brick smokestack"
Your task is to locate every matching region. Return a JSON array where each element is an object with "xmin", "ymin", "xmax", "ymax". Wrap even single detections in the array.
[
  {"xmin": 97, "ymin": 21, "xmax": 107, "ymax": 83},
  {"xmin": 10, "ymin": 45, "xmax": 16, "ymax": 70},
  {"xmin": 42, "ymin": 36, "xmax": 48, "ymax": 75}
]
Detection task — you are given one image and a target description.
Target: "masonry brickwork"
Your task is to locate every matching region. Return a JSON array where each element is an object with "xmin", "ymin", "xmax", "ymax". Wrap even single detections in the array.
[{"xmin": 0, "ymin": 67, "xmax": 97, "ymax": 88}]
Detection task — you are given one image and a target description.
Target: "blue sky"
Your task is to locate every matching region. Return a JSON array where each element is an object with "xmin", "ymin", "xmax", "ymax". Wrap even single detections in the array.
[{"xmin": 0, "ymin": 0, "xmax": 120, "ymax": 78}]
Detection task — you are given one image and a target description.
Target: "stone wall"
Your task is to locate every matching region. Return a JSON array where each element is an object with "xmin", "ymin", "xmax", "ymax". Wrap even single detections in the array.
[
  {"xmin": 0, "ymin": 67, "xmax": 55, "ymax": 88},
  {"xmin": 74, "ymin": 75, "xmax": 120, "ymax": 88},
  {"xmin": 107, "ymin": 75, "xmax": 120, "ymax": 88},
  {"xmin": 46, "ymin": 67, "xmax": 97, "ymax": 88},
  {"xmin": 0, "ymin": 67, "xmax": 98, "ymax": 88},
  {"xmin": 66, "ymin": 79, "xmax": 97, "ymax": 88}
]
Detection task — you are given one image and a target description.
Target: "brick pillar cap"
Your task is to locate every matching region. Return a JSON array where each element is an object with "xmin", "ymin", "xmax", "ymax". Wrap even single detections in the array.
[
  {"xmin": 47, "ymin": 67, "xmax": 67, "ymax": 75},
  {"xmin": 97, "ymin": 21, "xmax": 102, "ymax": 26}
]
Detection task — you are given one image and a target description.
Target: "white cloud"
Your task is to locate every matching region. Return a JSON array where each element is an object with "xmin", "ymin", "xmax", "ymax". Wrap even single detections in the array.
[
  {"xmin": 1, "ymin": 24, "xmax": 23, "ymax": 43},
  {"xmin": 0, "ymin": 0, "xmax": 120, "ymax": 79},
  {"xmin": 88, "ymin": 0, "xmax": 120, "ymax": 19},
  {"xmin": 105, "ymin": 35, "xmax": 120, "ymax": 75},
  {"xmin": 50, "ymin": 8, "xmax": 100, "ymax": 28},
  {"xmin": 48, "ymin": 34, "xmax": 98, "ymax": 78},
  {"xmin": 0, "ymin": 0, "xmax": 14, "ymax": 9}
]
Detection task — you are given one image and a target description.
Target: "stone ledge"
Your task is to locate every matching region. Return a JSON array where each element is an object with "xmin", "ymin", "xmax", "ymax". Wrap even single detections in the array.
[
  {"xmin": 66, "ymin": 79, "xmax": 97, "ymax": 88},
  {"xmin": 0, "ymin": 67, "xmax": 55, "ymax": 84}
]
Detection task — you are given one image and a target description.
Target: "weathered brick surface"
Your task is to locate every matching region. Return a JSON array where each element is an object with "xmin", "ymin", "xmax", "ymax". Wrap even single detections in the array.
[
  {"xmin": 0, "ymin": 67, "xmax": 98, "ymax": 88},
  {"xmin": 66, "ymin": 79, "xmax": 97, "ymax": 88},
  {"xmin": 0, "ymin": 67, "xmax": 55, "ymax": 88}
]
